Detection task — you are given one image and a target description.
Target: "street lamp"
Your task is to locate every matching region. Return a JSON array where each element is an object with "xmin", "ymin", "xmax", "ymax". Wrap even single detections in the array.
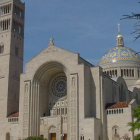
[{"xmin": 61, "ymin": 134, "xmax": 64, "ymax": 140}]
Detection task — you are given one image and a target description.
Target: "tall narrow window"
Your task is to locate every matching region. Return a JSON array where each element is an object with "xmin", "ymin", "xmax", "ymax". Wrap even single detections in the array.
[
  {"xmin": 15, "ymin": 46, "xmax": 19, "ymax": 56},
  {"xmin": 112, "ymin": 126, "xmax": 119, "ymax": 139},
  {"xmin": 130, "ymin": 69, "xmax": 131, "ymax": 77},
  {"xmin": 121, "ymin": 69, "xmax": 123, "ymax": 77},
  {"xmin": 115, "ymin": 70, "xmax": 117, "ymax": 77},
  {"xmin": 19, "ymin": 26, "xmax": 22, "ymax": 34},
  {"xmin": 124, "ymin": 69, "xmax": 126, "ymax": 76},
  {"xmin": 138, "ymin": 70, "xmax": 140, "ymax": 78},
  {"xmin": 0, "ymin": 43, "xmax": 4, "ymax": 53},
  {"xmin": 20, "ymin": 11, "xmax": 22, "ymax": 18},
  {"xmin": 0, "ymin": 8, "xmax": 2, "ymax": 16},
  {"xmin": 127, "ymin": 69, "xmax": 129, "ymax": 76},
  {"xmin": 115, "ymin": 128, "xmax": 117, "ymax": 134},
  {"xmin": 132, "ymin": 69, "xmax": 134, "ymax": 77}
]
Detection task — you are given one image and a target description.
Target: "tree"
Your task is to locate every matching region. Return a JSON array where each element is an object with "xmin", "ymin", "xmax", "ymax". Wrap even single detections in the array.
[
  {"xmin": 128, "ymin": 105, "xmax": 140, "ymax": 139},
  {"xmin": 24, "ymin": 136, "xmax": 47, "ymax": 140},
  {"xmin": 134, "ymin": 134, "xmax": 140, "ymax": 140},
  {"xmin": 121, "ymin": 2, "xmax": 140, "ymax": 41}
]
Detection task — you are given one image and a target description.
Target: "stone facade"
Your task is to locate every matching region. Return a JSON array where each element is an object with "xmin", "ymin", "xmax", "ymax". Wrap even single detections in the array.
[{"xmin": 0, "ymin": 0, "xmax": 140, "ymax": 140}]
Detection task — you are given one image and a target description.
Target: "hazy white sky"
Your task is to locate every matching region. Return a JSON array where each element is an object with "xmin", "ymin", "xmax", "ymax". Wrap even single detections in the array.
[{"xmin": 21, "ymin": 0, "xmax": 140, "ymax": 66}]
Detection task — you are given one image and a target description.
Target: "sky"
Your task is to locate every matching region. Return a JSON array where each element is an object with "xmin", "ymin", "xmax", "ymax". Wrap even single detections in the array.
[{"xmin": 21, "ymin": 0, "xmax": 140, "ymax": 67}]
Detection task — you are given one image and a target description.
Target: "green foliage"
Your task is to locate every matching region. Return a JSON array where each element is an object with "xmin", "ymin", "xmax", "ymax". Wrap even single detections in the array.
[
  {"xmin": 128, "ymin": 105, "xmax": 140, "ymax": 131},
  {"xmin": 134, "ymin": 134, "xmax": 140, "ymax": 140},
  {"xmin": 128, "ymin": 105, "xmax": 140, "ymax": 139},
  {"xmin": 24, "ymin": 136, "xmax": 47, "ymax": 140}
]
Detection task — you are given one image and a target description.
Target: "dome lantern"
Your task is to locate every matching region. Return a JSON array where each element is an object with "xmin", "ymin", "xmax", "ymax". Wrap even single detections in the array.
[{"xmin": 116, "ymin": 23, "xmax": 124, "ymax": 47}]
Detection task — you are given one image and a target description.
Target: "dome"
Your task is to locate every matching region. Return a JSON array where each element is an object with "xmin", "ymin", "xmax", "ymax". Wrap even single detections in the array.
[{"xmin": 98, "ymin": 46, "xmax": 140, "ymax": 66}]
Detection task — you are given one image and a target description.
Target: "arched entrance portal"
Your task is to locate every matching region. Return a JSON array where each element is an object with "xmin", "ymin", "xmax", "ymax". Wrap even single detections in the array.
[{"xmin": 30, "ymin": 61, "xmax": 68, "ymax": 140}]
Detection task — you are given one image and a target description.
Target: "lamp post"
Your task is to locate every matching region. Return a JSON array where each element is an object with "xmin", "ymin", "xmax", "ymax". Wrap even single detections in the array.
[{"xmin": 61, "ymin": 134, "xmax": 64, "ymax": 140}]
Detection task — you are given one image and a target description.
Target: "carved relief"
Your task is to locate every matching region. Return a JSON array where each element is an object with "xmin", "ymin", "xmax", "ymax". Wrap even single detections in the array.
[
  {"xmin": 24, "ymin": 84, "xmax": 28, "ymax": 93},
  {"xmin": 49, "ymin": 126, "xmax": 56, "ymax": 133},
  {"xmin": 70, "ymin": 74, "xmax": 78, "ymax": 140},
  {"xmin": 72, "ymin": 77, "xmax": 76, "ymax": 87},
  {"xmin": 44, "ymin": 46, "xmax": 59, "ymax": 53},
  {"xmin": 23, "ymin": 81, "xmax": 31, "ymax": 137}
]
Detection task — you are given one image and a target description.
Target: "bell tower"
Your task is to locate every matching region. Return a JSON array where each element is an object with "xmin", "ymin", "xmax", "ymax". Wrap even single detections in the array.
[{"xmin": 0, "ymin": 0, "xmax": 25, "ymax": 119}]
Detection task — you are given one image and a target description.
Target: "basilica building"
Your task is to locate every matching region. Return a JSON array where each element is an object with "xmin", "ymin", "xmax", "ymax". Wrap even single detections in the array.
[{"xmin": 0, "ymin": 0, "xmax": 140, "ymax": 140}]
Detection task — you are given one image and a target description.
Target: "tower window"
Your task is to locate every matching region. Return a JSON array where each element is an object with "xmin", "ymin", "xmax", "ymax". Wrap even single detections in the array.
[
  {"xmin": 20, "ymin": 11, "xmax": 22, "ymax": 18},
  {"xmin": 15, "ymin": 46, "xmax": 19, "ymax": 56},
  {"xmin": 0, "ymin": 44, "xmax": 4, "ymax": 53},
  {"xmin": 19, "ymin": 26, "xmax": 22, "ymax": 34}
]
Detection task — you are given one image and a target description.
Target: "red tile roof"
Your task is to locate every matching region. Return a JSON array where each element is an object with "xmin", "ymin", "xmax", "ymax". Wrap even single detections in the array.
[
  {"xmin": 8, "ymin": 112, "xmax": 19, "ymax": 117},
  {"xmin": 106, "ymin": 101, "xmax": 130, "ymax": 109}
]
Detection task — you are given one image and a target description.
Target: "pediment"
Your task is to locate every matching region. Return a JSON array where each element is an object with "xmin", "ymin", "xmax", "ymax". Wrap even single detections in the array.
[
  {"xmin": 41, "ymin": 44, "xmax": 75, "ymax": 55},
  {"xmin": 27, "ymin": 38, "xmax": 77, "ymax": 63}
]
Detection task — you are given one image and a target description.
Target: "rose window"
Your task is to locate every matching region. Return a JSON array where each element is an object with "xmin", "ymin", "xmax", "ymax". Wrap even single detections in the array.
[{"xmin": 50, "ymin": 74, "xmax": 67, "ymax": 97}]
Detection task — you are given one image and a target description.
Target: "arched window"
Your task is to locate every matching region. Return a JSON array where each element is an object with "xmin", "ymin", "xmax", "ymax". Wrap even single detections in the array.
[
  {"xmin": 80, "ymin": 135, "xmax": 84, "ymax": 140},
  {"xmin": 6, "ymin": 132, "xmax": 10, "ymax": 140},
  {"xmin": 112, "ymin": 126, "xmax": 119, "ymax": 139}
]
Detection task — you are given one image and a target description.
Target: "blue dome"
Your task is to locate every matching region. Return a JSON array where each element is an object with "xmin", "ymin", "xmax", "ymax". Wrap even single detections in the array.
[{"xmin": 98, "ymin": 46, "xmax": 140, "ymax": 66}]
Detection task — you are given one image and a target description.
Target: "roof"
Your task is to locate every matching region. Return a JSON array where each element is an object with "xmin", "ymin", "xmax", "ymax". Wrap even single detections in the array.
[
  {"xmin": 106, "ymin": 101, "xmax": 130, "ymax": 109},
  {"xmin": 8, "ymin": 112, "xmax": 19, "ymax": 118}
]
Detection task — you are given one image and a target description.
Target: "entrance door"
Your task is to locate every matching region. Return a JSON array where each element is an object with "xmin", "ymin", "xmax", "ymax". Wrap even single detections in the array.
[
  {"xmin": 64, "ymin": 134, "xmax": 67, "ymax": 140},
  {"xmin": 51, "ymin": 133, "xmax": 56, "ymax": 140}
]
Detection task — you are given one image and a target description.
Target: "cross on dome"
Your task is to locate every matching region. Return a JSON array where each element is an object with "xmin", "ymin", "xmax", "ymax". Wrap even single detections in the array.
[
  {"xmin": 118, "ymin": 23, "xmax": 120, "ymax": 34},
  {"xmin": 49, "ymin": 37, "xmax": 54, "ymax": 45},
  {"xmin": 116, "ymin": 23, "xmax": 124, "ymax": 47}
]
